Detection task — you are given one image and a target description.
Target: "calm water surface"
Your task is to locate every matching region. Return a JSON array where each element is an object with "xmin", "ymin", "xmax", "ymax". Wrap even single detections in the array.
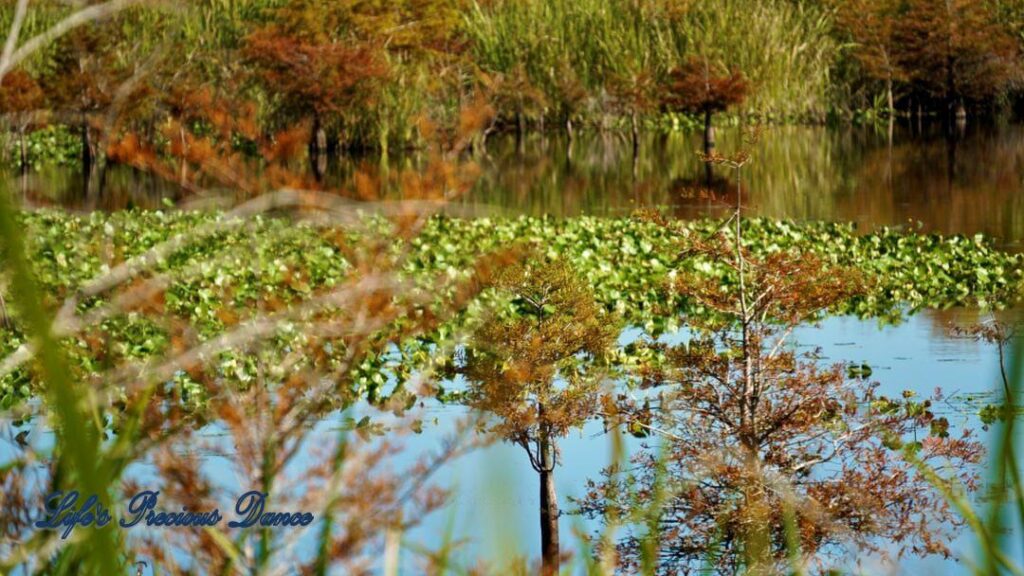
[
  {"xmin": 13, "ymin": 122, "xmax": 1024, "ymax": 249},
  {"xmin": 8, "ymin": 309, "xmax": 1014, "ymax": 574},
  {"xmin": 395, "ymin": 309, "xmax": 1024, "ymax": 575}
]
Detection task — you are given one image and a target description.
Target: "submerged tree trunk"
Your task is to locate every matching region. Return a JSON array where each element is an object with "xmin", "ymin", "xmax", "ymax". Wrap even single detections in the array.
[
  {"xmin": 179, "ymin": 125, "xmax": 188, "ymax": 188},
  {"xmin": 630, "ymin": 111, "xmax": 640, "ymax": 175},
  {"xmin": 81, "ymin": 121, "xmax": 94, "ymax": 196},
  {"xmin": 515, "ymin": 111, "xmax": 526, "ymax": 156},
  {"xmin": 886, "ymin": 76, "xmax": 895, "ymax": 119},
  {"xmin": 0, "ymin": 292, "xmax": 9, "ymax": 329},
  {"xmin": 93, "ymin": 153, "xmax": 109, "ymax": 200},
  {"xmin": 946, "ymin": 129, "xmax": 959, "ymax": 194},
  {"xmin": 309, "ymin": 113, "xmax": 327, "ymax": 182},
  {"xmin": 83, "ymin": 123, "xmax": 108, "ymax": 202},
  {"xmin": 703, "ymin": 109, "xmax": 715, "ymax": 155},
  {"xmin": 954, "ymin": 101, "xmax": 967, "ymax": 134},
  {"xmin": 945, "ymin": 33, "xmax": 956, "ymax": 130},
  {"xmin": 326, "ymin": 130, "xmax": 339, "ymax": 159},
  {"xmin": 18, "ymin": 128, "xmax": 27, "ymax": 175},
  {"xmin": 538, "ymin": 427, "xmax": 559, "ymax": 575},
  {"xmin": 703, "ymin": 109, "xmax": 715, "ymax": 186}
]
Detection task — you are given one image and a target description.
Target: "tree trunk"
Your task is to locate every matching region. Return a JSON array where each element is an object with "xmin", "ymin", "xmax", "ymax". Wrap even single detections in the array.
[
  {"xmin": 886, "ymin": 76, "xmax": 894, "ymax": 118},
  {"xmin": 84, "ymin": 125, "xmax": 107, "ymax": 202},
  {"xmin": 18, "ymin": 129, "xmax": 27, "ymax": 175},
  {"xmin": 326, "ymin": 130, "xmax": 339, "ymax": 159},
  {"xmin": 309, "ymin": 114, "xmax": 327, "ymax": 182},
  {"xmin": 703, "ymin": 109, "xmax": 715, "ymax": 156},
  {"xmin": 954, "ymin": 101, "xmax": 967, "ymax": 134},
  {"xmin": 94, "ymin": 154, "xmax": 109, "ymax": 200},
  {"xmin": 81, "ymin": 121, "xmax": 94, "ymax": 197},
  {"xmin": 630, "ymin": 111, "xmax": 639, "ymax": 168},
  {"xmin": 703, "ymin": 110, "xmax": 715, "ymax": 187},
  {"xmin": 0, "ymin": 292, "xmax": 9, "ymax": 329},
  {"xmin": 179, "ymin": 125, "xmax": 188, "ymax": 188},
  {"xmin": 631, "ymin": 114, "xmax": 639, "ymax": 182},
  {"xmin": 516, "ymin": 111, "xmax": 526, "ymax": 156},
  {"xmin": 946, "ymin": 129, "xmax": 958, "ymax": 194},
  {"xmin": 945, "ymin": 42, "xmax": 956, "ymax": 129},
  {"xmin": 538, "ymin": 429, "xmax": 559, "ymax": 575}
]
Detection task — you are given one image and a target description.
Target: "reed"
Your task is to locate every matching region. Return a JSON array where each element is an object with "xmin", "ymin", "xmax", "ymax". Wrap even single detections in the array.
[{"xmin": 463, "ymin": 0, "xmax": 839, "ymax": 124}]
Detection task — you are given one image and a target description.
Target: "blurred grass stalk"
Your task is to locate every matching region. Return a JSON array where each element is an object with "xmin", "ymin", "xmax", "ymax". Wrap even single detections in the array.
[
  {"xmin": 982, "ymin": 329, "xmax": 1024, "ymax": 575},
  {"xmin": 0, "ymin": 181, "xmax": 122, "ymax": 572},
  {"xmin": 910, "ymin": 328, "xmax": 1024, "ymax": 576}
]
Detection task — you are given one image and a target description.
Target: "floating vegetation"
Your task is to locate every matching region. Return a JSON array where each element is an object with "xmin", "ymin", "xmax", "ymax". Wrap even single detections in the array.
[{"xmin": 1, "ymin": 209, "xmax": 1021, "ymax": 410}]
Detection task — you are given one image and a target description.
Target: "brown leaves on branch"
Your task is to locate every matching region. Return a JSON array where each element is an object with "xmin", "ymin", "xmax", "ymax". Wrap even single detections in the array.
[
  {"xmin": 459, "ymin": 255, "xmax": 619, "ymax": 574},
  {"xmin": 243, "ymin": 25, "xmax": 387, "ymax": 121},
  {"xmin": 894, "ymin": 0, "xmax": 1020, "ymax": 106},
  {"xmin": 662, "ymin": 57, "xmax": 748, "ymax": 116},
  {"xmin": 0, "ymin": 69, "xmax": 43, "ymax": 118},
  {"xmin": 462, "ymin": 256, "xmax": 618, "ymax": 442},
  {"xmin": 581, "ymin": 230, "xmax": 982, "ymax": 574},
  {"xmin": 833, "ymin": 0, "xmax": 1020, "ymax": 112}
]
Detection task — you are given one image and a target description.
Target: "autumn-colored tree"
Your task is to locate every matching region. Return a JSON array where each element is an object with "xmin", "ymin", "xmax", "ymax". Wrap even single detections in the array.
[
  {"xmin": 479, "ymin": 64, "xmax": 548, "ymax": 149},
  {"xmin": 892, "ymin": 0, "xmax": 1019, "ymax": 120},
  {"xmin": 550, "ymin": 59, "xmax": 589, "ymax": 141},
  {"xmin": 580, "ymin": 223, "xmax": 983, "ymax": 573},
  {"xmin": 243, "ymin": 0, "xmax": 388, "ymax": 181},
  {"xmin": 608, "ymin": 70, "xmax": 657, "ymax": 158},
  {"xmin": 37, "ymin": 11, "xmax": 154, "ymax": 201},
  {"xmin": 459, "ymin": 257, "xmax": 618, "ymax": 574},
  {"xmin": 0, "ymin": 69, "xmax": 44, "ymax": 172},
  {"xmin": 832, "ymin": 0, "xmax": 905, "ymax": 117},
  {"xmin": 343, "ymin": 0, "xmax": 466, "ymax": 57},
  {"xmin": 39, "ymin": 24, "xmax": 121, "ymax": 192},
  {"xmin": 662, "ymin": 57, "xmax": 748, "ymax": 158}
]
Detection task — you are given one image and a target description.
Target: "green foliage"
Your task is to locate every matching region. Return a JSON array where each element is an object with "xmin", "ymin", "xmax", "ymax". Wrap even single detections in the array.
[
  {"xmin": 408, "ymin": 215, "xmax": 1023, "ymax": 323},
  {"xmin": 6, "ymin": 125, "xmax": 81, "ymax": 170},
  {"xmin": 0, "ymin": 209, "xmax": 1020, "ymax": 412},
  {"xmin": 6, "ymin": 0, "xmax": 1024, "ymax": 166},
  {"xmin": 464, "ymin": 0, "xmax": 838, "ymax": 124}
]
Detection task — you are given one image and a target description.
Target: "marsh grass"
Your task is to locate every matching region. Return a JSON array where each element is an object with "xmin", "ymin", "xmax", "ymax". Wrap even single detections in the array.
[{"xmin": 464, "ymin": 0, "xmax": 838, "ymax": 125}]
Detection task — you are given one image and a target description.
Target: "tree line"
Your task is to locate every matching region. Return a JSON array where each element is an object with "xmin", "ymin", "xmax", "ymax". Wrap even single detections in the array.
[{"xmin": 0, "ymin": 0, "xmax": 1021, "ymax": 187}]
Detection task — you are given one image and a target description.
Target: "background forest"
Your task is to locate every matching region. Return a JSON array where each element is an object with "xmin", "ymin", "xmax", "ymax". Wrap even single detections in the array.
[{"xmin": 2, "ymin": 0, "xmax": 1024, "ymax": 172}]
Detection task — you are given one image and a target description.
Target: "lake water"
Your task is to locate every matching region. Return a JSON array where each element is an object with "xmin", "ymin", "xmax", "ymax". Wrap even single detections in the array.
[
  {"xmin": 7, "ymin": 308, "xmax": 1015, "ymax": 574},
  {"xmin": 6, "ymin": 123, "xmax": 1024, "ymax": 573},
  {"xmin": 393, "ymin": 309, "xmax": 1024, "ymax": 574},
  {"xmin": 12, "ymin": 121, "xmax": 1024, "ymax": 250}
]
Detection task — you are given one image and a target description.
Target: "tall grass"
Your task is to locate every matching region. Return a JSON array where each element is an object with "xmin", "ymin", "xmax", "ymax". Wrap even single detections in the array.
[{"xmin": 464, "ymin": 0, "xmax": 839, "ymax": 123}]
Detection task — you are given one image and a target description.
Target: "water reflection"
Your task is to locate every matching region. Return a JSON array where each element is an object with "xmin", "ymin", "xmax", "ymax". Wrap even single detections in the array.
[
  {"xmin": 0, "ymin": 307, "xmax": 1018, "ymax": 574},
  {"xmin": 10, "ymin": 122, "xmax": 1024, "ymax": 249}
]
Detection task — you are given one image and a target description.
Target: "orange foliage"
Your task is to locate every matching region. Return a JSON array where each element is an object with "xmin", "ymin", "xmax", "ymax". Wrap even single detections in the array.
[
  {"xmin": 582, "ymin": 230, "xmax": 982, "ymax": 573},
  {"xmin": 0, "ymin": 69, "xmax": 43, "ymax": 116},
  {"xmin": 243, "ymin": 2, "xmax": 388, "ymax": 121},
  {"xmin": 662, "ymin": 57, "xmax": 748, "ymax": 115}
]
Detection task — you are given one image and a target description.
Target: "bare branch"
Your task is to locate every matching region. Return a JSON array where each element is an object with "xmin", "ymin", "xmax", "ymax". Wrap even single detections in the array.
[{"xmin": 0, "ymin": 0, "xmax": 145, "ymax": 81}]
